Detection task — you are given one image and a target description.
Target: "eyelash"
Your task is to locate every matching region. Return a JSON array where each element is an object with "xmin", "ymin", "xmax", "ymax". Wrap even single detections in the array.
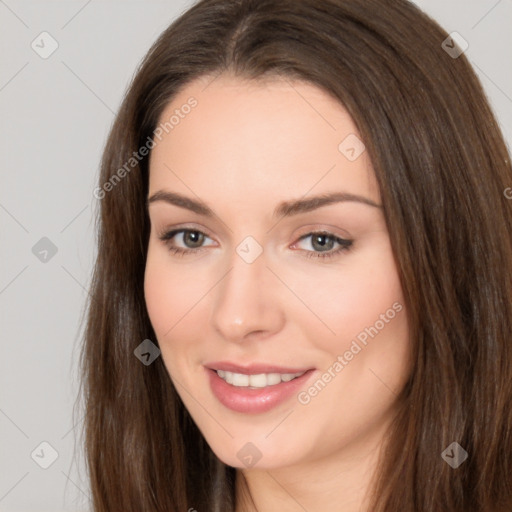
[{"xmin": 157, "ymin": 229, "xmax": 353, "ymax": 260}]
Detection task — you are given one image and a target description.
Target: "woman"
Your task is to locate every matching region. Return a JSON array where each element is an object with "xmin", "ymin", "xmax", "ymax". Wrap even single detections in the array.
[{"xmin": 79, "ymin": 0, "xmax": 512, "ymax": 510}]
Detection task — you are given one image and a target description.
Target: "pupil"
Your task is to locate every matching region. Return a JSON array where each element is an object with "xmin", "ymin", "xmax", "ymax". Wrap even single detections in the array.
[{"xmin": 312, "ymin": 234, "xmax": 334, "ymax": 252}]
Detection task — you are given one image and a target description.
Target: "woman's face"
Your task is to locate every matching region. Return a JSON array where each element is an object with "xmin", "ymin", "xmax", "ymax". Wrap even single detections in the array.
[{"xmin": 145, "ymin": 73, "xmax": 411, "ymax": 470}]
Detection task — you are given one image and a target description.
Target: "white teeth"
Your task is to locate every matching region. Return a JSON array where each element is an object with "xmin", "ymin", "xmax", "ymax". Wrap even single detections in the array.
[
  {"xmin": 216, "ymin": 370, "xmax": 306, "ymax": 388},
  {"xmin": 248, "ymin": 373, "xmax": 267, "ymax": 387},
  {"xmin": 231, "ymin": 373, "xmax": 249, "ymax": 386},
  {"xmin": 266, "ymin": 373, "xmax": 282, "ymax": 385}
]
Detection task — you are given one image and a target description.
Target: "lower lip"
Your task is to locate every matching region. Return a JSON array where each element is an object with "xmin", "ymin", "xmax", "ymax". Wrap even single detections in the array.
[{"xmin": 206, "ymin": 368, "xmax": 314, "ymax": 414}]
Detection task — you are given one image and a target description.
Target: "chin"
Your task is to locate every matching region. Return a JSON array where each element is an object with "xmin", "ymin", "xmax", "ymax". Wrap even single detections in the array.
[{"xmin": 201, "ymin": 428, "xmax": 305, "ymax": 470}]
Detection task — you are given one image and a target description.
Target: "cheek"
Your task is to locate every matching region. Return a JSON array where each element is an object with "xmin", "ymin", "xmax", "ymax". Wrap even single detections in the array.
[
  {"xmin": 144, "ymin": 243, "xmax": 226, "ymax": 386},
  {"xmin": 285, "ymin": 240, "xmax": 405, "ymax": 354},
  {"xmin": 144, "ymin": 245, "xmax": 206, "ymax": 336}
]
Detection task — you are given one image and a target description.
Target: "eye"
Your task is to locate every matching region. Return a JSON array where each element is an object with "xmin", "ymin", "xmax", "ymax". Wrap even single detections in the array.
[
  {"xmin": 157, "ymin": 228, "xmax": 352, "ymax": 260},
  {"xmin": 158, "ymin": 228, "xmax": 216, "ymax": 256},
  {"xmin": 293, "ymin": 231, "xmax": 353, "ymax": 260}
]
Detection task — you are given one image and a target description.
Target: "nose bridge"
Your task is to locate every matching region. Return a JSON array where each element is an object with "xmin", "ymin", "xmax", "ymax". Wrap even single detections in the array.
[{"xmin": 211, "ymin": 244, "xmax": 284, "ymax": 341}]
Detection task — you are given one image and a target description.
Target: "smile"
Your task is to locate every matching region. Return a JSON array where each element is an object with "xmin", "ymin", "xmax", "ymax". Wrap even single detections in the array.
[{"xmin": 205, "ymin": 364, "xmax": 315, "ymax": 414}]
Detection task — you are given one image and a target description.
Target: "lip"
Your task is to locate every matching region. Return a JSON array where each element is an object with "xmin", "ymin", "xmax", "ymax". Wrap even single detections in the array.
[{"xmin": 205, "ymin": 363, "xmax": 316, "ymax": 414}]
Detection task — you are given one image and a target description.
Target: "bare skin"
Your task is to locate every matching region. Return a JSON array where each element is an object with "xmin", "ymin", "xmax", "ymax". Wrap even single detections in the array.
[{"xmin": 144, "ymin": 73, "xmax": 411, "ymax": 512}]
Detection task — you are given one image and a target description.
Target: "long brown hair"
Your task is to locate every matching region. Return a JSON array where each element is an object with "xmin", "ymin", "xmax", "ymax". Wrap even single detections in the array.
[{"xmin": 77, "ymin": 0, "xmax": 512, "ymax": 510}]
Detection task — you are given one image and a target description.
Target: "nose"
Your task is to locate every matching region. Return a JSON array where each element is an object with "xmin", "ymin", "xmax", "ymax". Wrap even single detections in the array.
[{"xmin": 211, "ymin": 248, "xmax": 285, "ymax": 343}]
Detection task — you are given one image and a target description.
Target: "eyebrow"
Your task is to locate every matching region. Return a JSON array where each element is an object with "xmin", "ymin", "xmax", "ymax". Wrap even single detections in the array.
[{"xmin": 146, "ymin": 190, "xmax": 382, "ymax": 218}]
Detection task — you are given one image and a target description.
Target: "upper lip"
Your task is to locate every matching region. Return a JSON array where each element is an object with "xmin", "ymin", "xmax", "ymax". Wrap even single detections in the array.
[{"xmin": 205, "ymin": 361, "xmax": 314, "ymax": 374}]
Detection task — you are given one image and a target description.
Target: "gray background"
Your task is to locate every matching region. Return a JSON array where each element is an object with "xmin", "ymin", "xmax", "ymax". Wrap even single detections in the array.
[{"xmin": 1, "ymin": 1, "xmax": 511, "ymax": 511}]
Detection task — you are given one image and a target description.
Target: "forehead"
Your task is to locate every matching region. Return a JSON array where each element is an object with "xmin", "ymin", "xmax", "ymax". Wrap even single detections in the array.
[{"xmin": 148, "ymin": 73, "xmax": 379, "ymax": 207}]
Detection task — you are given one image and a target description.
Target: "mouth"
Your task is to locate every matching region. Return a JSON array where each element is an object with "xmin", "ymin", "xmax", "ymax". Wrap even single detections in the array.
[{"xmin": 205, "ymin": 362, "xmax": 315, "ymax": 414}]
